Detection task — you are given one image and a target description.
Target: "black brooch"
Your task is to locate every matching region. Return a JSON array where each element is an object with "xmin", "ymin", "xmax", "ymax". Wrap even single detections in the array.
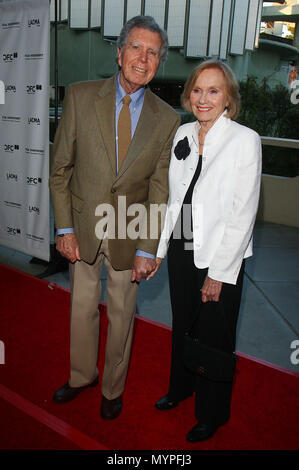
[{"xmin": 174, "ymin": 136, "xmax": 191, "ymax": 160}]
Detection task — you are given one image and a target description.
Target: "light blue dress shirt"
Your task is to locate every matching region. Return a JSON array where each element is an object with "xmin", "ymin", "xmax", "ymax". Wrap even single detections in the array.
[{"xmin": 57, "ymin": 74, "xmax": 154, "ymax": 260}]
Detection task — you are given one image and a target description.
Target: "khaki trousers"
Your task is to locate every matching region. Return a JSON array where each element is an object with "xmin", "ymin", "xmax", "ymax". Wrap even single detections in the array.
[{"xmin": 68, "ymin": 237, "xmax": 139, "ymax": 399}]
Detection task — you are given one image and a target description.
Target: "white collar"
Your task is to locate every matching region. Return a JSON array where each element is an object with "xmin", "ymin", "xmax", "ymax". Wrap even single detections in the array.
[{"xmin": 191, "ymin": 112, "xmax": 231, "ymax": 149}]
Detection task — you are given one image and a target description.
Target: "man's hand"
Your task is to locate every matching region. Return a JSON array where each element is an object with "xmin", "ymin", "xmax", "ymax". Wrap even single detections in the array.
[
  {"xmin": 56, "ymin": 233, "xmax": 80, "ymax": 264},
  {"xmin": 201, "ymin": 275, "xmax": 223, "ymax": 303},
  {"xmin": 146, "ymin": 257, "xmax": 162, "ymax": 280},
  {"xmin": 131, "ymin": 256, "xmax": 156, "ymax": 283}
]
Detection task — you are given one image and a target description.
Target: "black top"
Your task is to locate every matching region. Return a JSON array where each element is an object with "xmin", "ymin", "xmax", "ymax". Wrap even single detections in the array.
[
  {"xmin": 183, "ymin": 155, "xmax": 202, "ymax": 206},
  {"xmin": 171, "ymin": 155, "xmax": 202, "ymax": 243}
]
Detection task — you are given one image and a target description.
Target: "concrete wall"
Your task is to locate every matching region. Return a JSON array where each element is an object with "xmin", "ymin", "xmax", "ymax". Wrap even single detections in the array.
[
  {"xmin": 257, "ymin": 174, "xmax": 299, "ymax": 227},
  {"xmin": 50, "ymin": 24, "xmax": 298, "ymax": 88}
]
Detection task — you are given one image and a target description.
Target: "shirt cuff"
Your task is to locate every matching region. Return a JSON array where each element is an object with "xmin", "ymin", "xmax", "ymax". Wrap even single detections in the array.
[
  {"xmin": 56, "ymin": 228, "xmax": 74, "ymax": 235},
  {"xmin": 136, "ymin": 250, "xmax": 155, "ymax": 259}
]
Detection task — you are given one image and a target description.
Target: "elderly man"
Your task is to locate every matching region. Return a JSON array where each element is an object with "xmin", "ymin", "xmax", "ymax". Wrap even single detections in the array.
[{"xmin": 49, "ymin": 15, "xmax": 180, "ymax": 419}]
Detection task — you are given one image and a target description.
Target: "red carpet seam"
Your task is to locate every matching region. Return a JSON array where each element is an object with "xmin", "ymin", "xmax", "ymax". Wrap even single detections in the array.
[{"xmin": 0, "ymin": 383, "xmax": 110, "ymax": 450}]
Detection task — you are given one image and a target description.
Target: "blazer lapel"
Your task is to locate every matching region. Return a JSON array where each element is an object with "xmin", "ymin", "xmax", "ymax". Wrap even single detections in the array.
[
  {"xmin": 116, "ymin": 88, "xmax": 159, "ymax": 180},
  {"xmin": 94, "ymin": 76, "xmax": 117, "ymax": 175}
]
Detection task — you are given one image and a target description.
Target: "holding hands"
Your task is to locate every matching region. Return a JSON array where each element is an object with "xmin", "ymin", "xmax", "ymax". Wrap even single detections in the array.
[
  {"xmin": 131, "ymin": 256, "xmax": 158, "ymax": 283},
  {"xmin": 146, "ymin": 257, "xmax": 163, "ymax": 280}
]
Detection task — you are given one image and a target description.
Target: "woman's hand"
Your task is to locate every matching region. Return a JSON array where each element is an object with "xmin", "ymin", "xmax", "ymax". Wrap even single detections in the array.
[
  {"xmin": 201, "ymin": 275, "xmax": 223, "ymax": 303},
  {"xmin": 146, "ymin": 257, "xmax": 163, "ymax": 280}
]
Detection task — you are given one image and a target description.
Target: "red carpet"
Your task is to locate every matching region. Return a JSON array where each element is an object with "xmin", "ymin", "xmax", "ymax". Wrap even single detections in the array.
[{"xmin": 0, "ymin": 263, "xmax": 298, "ymax": 450}]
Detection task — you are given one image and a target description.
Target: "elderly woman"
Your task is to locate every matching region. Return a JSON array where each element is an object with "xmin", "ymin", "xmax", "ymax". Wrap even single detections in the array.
[{"xmin": 150, "ymin": 60, "xmax": 262, "ymax": 442}]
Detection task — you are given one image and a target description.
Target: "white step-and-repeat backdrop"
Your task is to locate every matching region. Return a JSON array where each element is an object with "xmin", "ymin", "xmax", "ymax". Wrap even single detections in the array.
[{"xmin": 0, "ymin": 0, "xmax": 50, "ymax": 261}]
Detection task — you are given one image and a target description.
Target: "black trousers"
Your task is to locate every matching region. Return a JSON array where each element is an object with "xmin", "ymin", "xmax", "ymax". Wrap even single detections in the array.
[{"xmin": 167, "ymin": 238, "xmax": 245, "ymax": 427}]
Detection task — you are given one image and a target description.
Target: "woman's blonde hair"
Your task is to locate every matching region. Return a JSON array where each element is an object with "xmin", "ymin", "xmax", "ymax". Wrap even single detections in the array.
[{"xmin": 181, "ymin": 59, "xmax": 241, "ymax": 120}]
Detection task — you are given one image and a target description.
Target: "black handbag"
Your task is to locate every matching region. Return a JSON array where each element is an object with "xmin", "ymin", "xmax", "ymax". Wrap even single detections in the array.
[{"xmin": 183, "ymin": 302, "xmax": 238, "ymax": 382}]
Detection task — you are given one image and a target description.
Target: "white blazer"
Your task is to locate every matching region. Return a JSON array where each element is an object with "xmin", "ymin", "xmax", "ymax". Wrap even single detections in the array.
[{"xmin": 157, "ymin": 113, "xmax": 262, "ymax": 285}]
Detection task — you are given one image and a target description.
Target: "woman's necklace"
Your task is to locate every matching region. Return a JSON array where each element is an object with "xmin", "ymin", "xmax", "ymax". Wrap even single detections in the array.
[{"xmin": 198, "ymin": 131, "xmax": 206, "ymax": 147}]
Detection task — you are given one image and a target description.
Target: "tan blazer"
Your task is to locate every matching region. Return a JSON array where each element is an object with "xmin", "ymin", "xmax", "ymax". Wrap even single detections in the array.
[{"xmin": 49, "ymin": 75, "xmax": 180, "ymax": 269}]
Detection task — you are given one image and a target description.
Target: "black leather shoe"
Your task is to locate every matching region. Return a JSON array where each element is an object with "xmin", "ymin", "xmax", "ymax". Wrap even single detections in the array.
[
  {"xmin": 52, "ymin": 376, "xmax": 99, "ymax": 403},
  {"xmin": 186, "ymin": 422, "xmax": 218, "ymax": 443},
  {"xmin": 101, "ymin": 395, "xmax": 122, "ymax": 420},
  {"xmin": 155, "ymin": 394, "xmax": 178, "ymax": 410}
]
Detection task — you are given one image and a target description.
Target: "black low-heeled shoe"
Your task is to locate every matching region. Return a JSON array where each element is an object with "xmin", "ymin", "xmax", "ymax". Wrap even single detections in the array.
[
  {"xmin": 100, "ymin": 395, "xmax": 123, "ymax": 420},
  {"xmin": 186, "ymin": 422, "xmax": 219, "ymax": 443},
  {"xmin": 155, "ymin": 394, "xmax": 178, "ymax": 410},
  {"xmin": 52, "ymin": 376, "xmax": 99, "ymax": 403}
]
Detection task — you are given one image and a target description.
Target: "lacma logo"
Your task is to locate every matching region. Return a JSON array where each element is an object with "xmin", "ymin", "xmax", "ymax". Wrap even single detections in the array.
[
  {"xmin": 6, "ymin": 172, "xmax": 18, "ymax": 181},
  {"xmin": 5, "ymin": 84, "xmax": 16, "ymax": 93},
  {"xmin": 29, "ymin": 205, "xmax": 40, "ymax": 215},
  {"xmin": 28, "ymin": 116, "xmax": 41, "ymax": 125},
  {"xmin": 28, "ymin": 18, "xmax": 40, "ymax": 27}
]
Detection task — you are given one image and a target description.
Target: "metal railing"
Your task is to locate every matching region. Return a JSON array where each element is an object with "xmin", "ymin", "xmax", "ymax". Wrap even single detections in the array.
[{"xmin": 261, "ymin": 136, "xmax": 299, "ymax": 149}]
